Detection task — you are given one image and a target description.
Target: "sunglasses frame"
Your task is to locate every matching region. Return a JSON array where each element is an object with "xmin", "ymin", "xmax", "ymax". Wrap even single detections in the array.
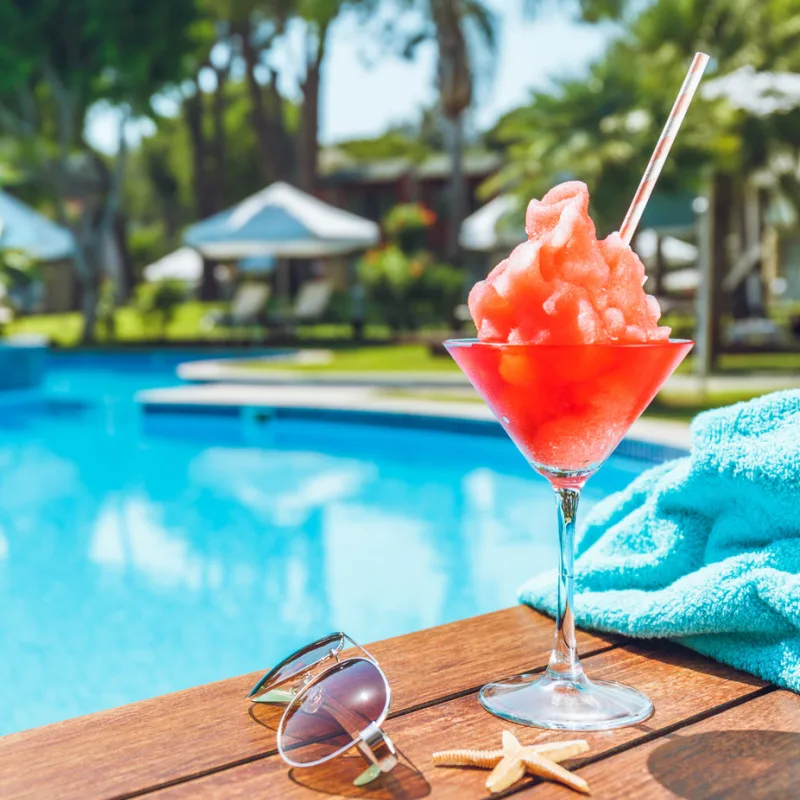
[
  {"xmin": 249, "ymin": 633, "xmax": 397, "ymax": 783},
  {"xmin": 248, "ymin": 632, "xmax": 352, "ymax": 701}
]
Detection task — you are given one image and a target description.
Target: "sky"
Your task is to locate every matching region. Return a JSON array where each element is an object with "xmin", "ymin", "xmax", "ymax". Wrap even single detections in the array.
[{"xmin": 85, "ymin": 2, "xmax": 616, "ymax": 155}]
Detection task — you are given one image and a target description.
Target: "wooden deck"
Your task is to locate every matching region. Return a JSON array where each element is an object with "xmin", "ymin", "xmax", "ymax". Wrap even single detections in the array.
[{"xmin": 1, "ymin": 606, "xmax": 796, "ymax": 799}]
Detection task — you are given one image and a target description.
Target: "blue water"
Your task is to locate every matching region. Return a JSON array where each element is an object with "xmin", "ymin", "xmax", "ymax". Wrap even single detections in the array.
[{"xmin": 0, "ymin": 351, "xmax": 649, "ymax": 735}]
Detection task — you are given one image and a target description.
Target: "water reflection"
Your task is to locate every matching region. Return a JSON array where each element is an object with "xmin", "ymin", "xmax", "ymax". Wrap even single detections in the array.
[
  {"xmin": 90, "ymin": 497, "xmax": 207, "ymax": 591},
  {"xmin": 0, "ymin": 363, "xmax": 645, "ymax": 735}
]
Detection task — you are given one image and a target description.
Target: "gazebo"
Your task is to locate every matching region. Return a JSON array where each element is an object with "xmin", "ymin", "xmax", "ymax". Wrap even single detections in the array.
[
  {"xmin": 459, "ymin": 195, "xmax": 524, "ymax": 253},
  {"xmin": 0, "ymin": 190, "xmax": 75, "ymax": 261},
  {"xmin": 183, "ymin": 182, "xmax": 380, "ymax": 259},
  {"xmin": 143, "ymin": 247, "xmax": 204, "ymax": 286},
  {"xmin": 183, "ymin": 183, "xmax": 380, "ymax": 331},
  {"xmin": 0, "ymin": 191, "xmax": 76, "ymax": 313}
]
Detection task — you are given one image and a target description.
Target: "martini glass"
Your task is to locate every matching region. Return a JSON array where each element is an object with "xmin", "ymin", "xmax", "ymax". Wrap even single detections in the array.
[{"xmin": 445, "ymin": 338, "xmax": 693, "ymax": 730}]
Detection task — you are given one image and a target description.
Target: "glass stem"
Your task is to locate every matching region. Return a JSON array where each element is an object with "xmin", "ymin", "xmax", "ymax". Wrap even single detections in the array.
[{"xmin": 547, "ymin": 486, "xmax": 586, "ymax": 683}]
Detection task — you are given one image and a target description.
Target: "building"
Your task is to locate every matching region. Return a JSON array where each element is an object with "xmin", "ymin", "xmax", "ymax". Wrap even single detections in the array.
[{"xmin": 317, "ymin": 149, "xmax": 502, "ymax": 256}]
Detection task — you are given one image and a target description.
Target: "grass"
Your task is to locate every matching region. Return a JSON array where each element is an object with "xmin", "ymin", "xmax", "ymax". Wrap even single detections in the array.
[
  {"xmin": 8, "ymin": 306, "xmax": 795, "ymax": 423},
  {"xmin": 240, "ymin": 343, "xmax": 461, "ymax": 372},
  {"xmin": 7, "ymin": 303, "xmax": 226, "ymax": 347},
  {"xmin": 6, "ymin": 305, "xmax": 396, "ymax": 348},
  {"xmin": 647, "ymin": 387, "xmax": 773, "ymax": 421},
  {"xmin": 380, "ymin": 384, "xmax": 776, "ymax": 423},
  {"xmin": 379, "ymin": 389, "xmax": 483, "ymax": 403}
]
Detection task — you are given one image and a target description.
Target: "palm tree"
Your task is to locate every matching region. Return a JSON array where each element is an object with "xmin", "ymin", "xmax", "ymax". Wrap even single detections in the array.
[
  {"xmin": 411, "ymin": 0, "xmax": 629, "ymax": 261},
  {"xmin": 491, "ymin": 0, "xmax": 800, "ymax": 366},
  {"xmin": 429, "ymin": 0, "xmax": 495, "ymax": 260}
]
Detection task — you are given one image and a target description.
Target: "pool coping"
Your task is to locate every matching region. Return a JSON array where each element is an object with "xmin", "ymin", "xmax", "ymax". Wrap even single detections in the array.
[
  {"xmin": 137, "ymin": 382, "xmax": 692, "ymax": 463},
  {"xmin": 177, "ymin": 357, "xmax": 468, "ymax": 387}
]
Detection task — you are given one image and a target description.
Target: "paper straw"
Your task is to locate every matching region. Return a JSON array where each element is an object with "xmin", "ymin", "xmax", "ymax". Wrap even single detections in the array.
[{"xmin": 619, "ymin": 52, "xmax": 710, "ymax": 245}]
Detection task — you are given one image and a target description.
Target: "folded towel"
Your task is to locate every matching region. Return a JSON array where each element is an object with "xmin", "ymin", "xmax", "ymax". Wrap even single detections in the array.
[{"xmin": 520, "ymin": 389, "xmax": 800, "ymax": 692}]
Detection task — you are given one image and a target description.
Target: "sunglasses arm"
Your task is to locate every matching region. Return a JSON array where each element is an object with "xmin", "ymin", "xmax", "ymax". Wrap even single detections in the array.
[{"xmin": 353, "ymin": 722, "xmax": 398, "ymax": 786}]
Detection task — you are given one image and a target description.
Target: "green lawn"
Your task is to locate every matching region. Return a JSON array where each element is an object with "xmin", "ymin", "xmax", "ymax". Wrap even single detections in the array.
[
  {"xmin": 240, "ymin": 343, "xmax": 460, "ymax": 372},
  {"xmin": 380, "ymin": 385, "xmax": 779, "ymax": 421},
  {"xmin": 7, "ymin": 302, "xmax": 227, "ymax": 347},
  {"xmin": 8, "ymin": 305, "xmax": 795, "ymax": 423},
  {"xmin": 640, "ymin": 388, "xmax": 771, "ymax": 421},
  {"xmin": 238, "ymin": 345, "xmax": 800, "ymax": 378},
  {"xmin": 7, "ymin": 305, "xmax": 395, "ymax": 347}
]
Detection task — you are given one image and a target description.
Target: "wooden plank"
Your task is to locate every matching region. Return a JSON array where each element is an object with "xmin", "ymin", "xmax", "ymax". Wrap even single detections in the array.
[
  {"xmin": 526, "ymin": 688, "xmax": 798, "ymax": 799},
  {"xmin": 146, "ymin": 641, "xmax": 767, "ymax": 800},
  {"xmin": 0, "ymin": 607, "xmax": 614, "ymax": 800}
]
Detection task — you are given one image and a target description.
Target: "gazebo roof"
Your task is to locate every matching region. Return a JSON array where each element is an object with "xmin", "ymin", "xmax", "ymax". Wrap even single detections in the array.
[
  {"xmin": 184, "ymin": 182, "xmax": 380, "ymax": 259},
  {"xmin": 0, "ymin": 191, "xmax": 75, "ymax": 261}
]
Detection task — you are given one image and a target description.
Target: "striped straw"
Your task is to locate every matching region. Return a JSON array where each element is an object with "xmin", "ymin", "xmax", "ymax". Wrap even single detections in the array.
[{"xmin": 619, "ymin": 52, "xmax": 710, "ymax": 245}]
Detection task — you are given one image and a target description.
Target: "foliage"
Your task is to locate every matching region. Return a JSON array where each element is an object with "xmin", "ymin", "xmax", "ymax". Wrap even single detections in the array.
[
  {"xmin": 384, "ymin": 203, "xmax": 437, "ymax": 235},
  {"xmin": 95, "ymin": 280, "xmax": 118, "ymax": 341},
  {"xmin": 0, "ymin": 0, "xmax": 202, "ymax": 342},
  {"xmin": 487, "ymin": 0, "xmax": 800, "ymax": 234},
  {"xmin": 135, "ymin": 279, "xmax": 189, "ymax": 336},
  {"xmin": 0, "ymin": 249, "xmax": 37, "ymax": 291},
  {"xmin": 335, "ymin": 130, "xmax": 433, "ymax": 162},
  {"xmin": 357, "ymin": 245, "xmax": 464, "ymax": 330}
]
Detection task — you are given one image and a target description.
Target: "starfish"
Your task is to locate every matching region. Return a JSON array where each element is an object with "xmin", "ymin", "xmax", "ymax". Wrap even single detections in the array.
[{"xmin": 433, "ymin": 730, "xmax": 590, "ymax": 794}]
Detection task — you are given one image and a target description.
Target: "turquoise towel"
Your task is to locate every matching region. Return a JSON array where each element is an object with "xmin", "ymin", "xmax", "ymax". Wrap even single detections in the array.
[{"xmin": 520, "ymin": 390, "xmax": 800, "ymax": 692}]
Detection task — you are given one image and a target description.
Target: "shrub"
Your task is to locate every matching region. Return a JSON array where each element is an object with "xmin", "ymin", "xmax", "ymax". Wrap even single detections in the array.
[
  {"xmin": 136, "ymin": 279, "xmax": 187, "ymax": 337},
  {"xmin": 357, "ymin": 245, "xmax": 464, "ymax": 331},
  {"xmin": 383, "ymin": 202, "xmax": 436, "ymax": 252}
]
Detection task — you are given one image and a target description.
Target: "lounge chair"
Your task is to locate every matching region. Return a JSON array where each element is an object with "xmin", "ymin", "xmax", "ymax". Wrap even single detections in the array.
[
  {"xmin": 202, "ymin": 283, "xmax": 271, "ymax": 332},
  {"xmin": 264, "ymin": 279, "xmax": 333, "ymax": 332}
]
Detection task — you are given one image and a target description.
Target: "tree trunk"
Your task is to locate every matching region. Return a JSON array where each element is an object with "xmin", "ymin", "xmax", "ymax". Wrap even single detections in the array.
[
  {"xmin": 184, "ymin": 82, "xmax": 220, "ymax": 301},
  {"xmin": 211, "ymin": 64, "xmax": 229, "ymax": 212},
  {"xmin": 79, "ymin": 114, "xmax": 130, "ymax": 343},
  {"xmin": 653, "ymin": 234, "xmax": 665, "ymax": 296},
  {"xmin": 114, "ymin": 211, "xmax": 135, "ymax": 299},
  {"xmin": 708, "ymin": 172, "xmax": 733, "ymax": 371},
  {"xmin": 184, "ymin": 85, "xmax": 212, "ymax": 219},
  {"xmin": 80, "ymin": 273, "xmax": 99, "ymax": 345},
  {"xmin": 446, "ymin": 113, "xmax": 465, "ymax": 262},
  {"xmin": 239, "ymin": 26, "xmax": 293, "ymax": 184},
  {"xmin": 299, "ymin": 65, "xmax": 321, "ymax": 191},
  {"xmin": 266, "ymin": 72, "xmax": 296, "ymax": 181},
  {"xmin": 298, "ymin": 21, "xmax": 329, "ymax": 192}
]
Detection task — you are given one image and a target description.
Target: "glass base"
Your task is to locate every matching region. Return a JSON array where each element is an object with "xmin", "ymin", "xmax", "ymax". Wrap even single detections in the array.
[{"xmin": 479, "ymin": 670, "xmax": 653, "ymax": 731}]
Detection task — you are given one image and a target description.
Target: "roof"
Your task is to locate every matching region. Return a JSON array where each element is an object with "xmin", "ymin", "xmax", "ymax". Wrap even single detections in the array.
[
  {"xmin": 143, "ymin": 247, "xmax": 203, "ymax": 283},
  {"xmin": 0, "ymin": 191, "xmax": 75, "ymax": 261},
  {"xmin": 460, "ymin": 195, "xmax": 525, "ymax": 251},
  {"xmin": 184, "ymin": 182, "xmax": 380, "ymax": 259},
  {"xmin": 416, "ymin": 152, "xmax": 501, "ymax": 179},
  {"xmin": 319, "ymin": 151, "xmax": 501, "ymax": 185}
]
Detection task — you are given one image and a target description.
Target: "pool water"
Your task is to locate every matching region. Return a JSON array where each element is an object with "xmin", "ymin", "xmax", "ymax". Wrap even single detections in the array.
[{"xmin": 0, "ymin": 352, "xmax": 650, "ymax": 735}]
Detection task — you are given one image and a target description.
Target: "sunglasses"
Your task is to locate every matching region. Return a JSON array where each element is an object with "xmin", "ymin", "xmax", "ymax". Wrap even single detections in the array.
[{"xmin": 249, "ymin": 632, "xmax": 398, "ymax": 786}]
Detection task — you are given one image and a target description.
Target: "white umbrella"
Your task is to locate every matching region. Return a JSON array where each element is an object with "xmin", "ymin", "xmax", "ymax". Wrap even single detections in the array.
[
  {"xmin": 143, "ymin": 247, "xmax": 203, "ymax": 284},
  {"xmin": 701, "ymin": 65, "xmax": 800, "ymax": 116},
  {"xmin": 460, "ymin": 195, "xmax": 523, "ymax": 252},
  {"xmin": 663, "ymin": 268, "xmax": 699, "ymax": 294},
  {"xmin": 635, "ymin": 229, "xmax": 698, "ymax": 267},
  {"xmin": 183, "ymin": 182, "xmax": 380, "ymax": 259}
]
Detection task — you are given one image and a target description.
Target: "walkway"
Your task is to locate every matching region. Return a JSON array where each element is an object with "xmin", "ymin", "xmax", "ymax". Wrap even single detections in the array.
[{"xmin": 138, "ymin": 382, "xmax": 693, "ymax": 450}]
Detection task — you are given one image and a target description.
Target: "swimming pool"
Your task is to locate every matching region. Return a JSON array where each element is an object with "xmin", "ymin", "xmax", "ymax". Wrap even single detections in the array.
[{"xmin": 0, "ymin": 351, "xmax": 656, "ymax": 736}]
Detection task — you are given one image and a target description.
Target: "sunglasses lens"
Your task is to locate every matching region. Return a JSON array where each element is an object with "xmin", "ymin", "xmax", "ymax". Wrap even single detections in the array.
[
  {"xmin": 279, "ymin": 659, "xmax": 388, "ymax": 766},
  {"xmin": 252, "ymin": 634, "xmax": 344, "ymax": 698}
]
